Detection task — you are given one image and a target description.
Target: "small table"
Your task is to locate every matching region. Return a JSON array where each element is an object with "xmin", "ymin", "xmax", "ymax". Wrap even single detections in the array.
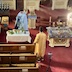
[
  {"xmin": 28, "ymin": 15, "xmax": 37, "ymax": 29},
  {"xmin": 6, "ymin": 30, "xmax": 31, "ymax": 43}
]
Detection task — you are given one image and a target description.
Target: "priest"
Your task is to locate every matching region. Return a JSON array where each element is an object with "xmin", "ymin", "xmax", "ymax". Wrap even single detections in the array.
[{"xmin": 15, "ymin": 9, "xmax": 28, "ymax": 31}]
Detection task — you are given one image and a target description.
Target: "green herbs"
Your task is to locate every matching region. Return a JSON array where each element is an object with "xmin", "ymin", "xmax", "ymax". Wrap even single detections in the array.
[{"xmin": 8, "ymin": 30, "xmax": 14, "ymax": 34}]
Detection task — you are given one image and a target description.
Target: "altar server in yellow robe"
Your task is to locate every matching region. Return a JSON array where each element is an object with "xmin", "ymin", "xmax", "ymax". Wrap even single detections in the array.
[{"xmin": 33, "ymin": 26, "xmax": 47, "ymax": 60}]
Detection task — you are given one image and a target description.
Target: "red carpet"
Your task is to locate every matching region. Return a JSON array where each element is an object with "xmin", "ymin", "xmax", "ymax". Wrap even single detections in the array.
[
  {"xmin": 0, "ymin": 28, "xmax": 72, "ymax": 72},
  {"xmin": 0, "ymin": 5, "xmax": 72, "ymax": 72},
  {"xmin": 29, "ymin": 5, "xmax": 72, "ymax": 72},
  {"xmin": 30, "ymin": 29, "xmax": 72, "ymax": 72}
]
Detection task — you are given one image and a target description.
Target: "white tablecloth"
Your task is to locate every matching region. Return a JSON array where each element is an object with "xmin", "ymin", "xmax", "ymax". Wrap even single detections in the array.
[{"xmin": 6, "ymin": 31, "xmax": 31, "ymax": 43}]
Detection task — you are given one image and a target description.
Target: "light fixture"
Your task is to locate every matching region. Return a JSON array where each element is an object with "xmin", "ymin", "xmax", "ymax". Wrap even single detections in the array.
[{"xmin": 67, "ymin": 12, "xmax": 72, "ymax": 27}]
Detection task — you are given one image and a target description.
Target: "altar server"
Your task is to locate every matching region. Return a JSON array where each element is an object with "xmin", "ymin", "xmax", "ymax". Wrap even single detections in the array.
[
  {"xmin": 33, "ymin": 26, "xmax": 47, "ymax": 61},
  {"xmin": 15, "ymin": 9, "xmax": 28, "ymax": 30}
]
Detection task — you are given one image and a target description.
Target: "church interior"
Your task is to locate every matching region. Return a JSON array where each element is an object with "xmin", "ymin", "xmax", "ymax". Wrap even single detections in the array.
[{"xmin": 0, "ymin": 0, "xmax": 72, "ymax": 72}]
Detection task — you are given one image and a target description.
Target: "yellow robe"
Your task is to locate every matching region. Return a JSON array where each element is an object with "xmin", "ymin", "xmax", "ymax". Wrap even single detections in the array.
[{"xmin": 34, "ymin": 32, "xmax": 47, "ymax": 57}]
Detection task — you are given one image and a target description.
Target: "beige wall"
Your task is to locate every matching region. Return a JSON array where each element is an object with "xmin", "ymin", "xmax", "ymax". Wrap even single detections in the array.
[
  {"xmin": 1, "ymin": 0, "xmax": 16, "ymax": 10},
  {"xmin": 52, "ymin": 0, "xmax": 68, "ymax": 10},
  {"xmin": 24, "ymin": 0, "xmax": 40, "ymax": 11}
]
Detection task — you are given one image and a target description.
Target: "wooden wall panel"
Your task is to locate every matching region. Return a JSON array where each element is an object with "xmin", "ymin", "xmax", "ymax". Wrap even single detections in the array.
[
  {"xmin": 16, "ymin": 0, "xmax": 24, "ymax": 10},
  {"xmin": 40, "ymin": 0, "xmax": 52, "ymax": 7}
]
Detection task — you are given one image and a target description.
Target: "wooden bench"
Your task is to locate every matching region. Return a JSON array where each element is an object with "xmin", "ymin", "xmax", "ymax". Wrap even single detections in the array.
[
  {"xmin": 0, "ymin": 44, "xmax": 39, "ymax": 72},
  {"xmin": 0, "ymin": 44, "xmax": 35, "ymax": 54},
  {"xmin": 0, "ymin": 66, "xmax": 39, "ymax": 72}
]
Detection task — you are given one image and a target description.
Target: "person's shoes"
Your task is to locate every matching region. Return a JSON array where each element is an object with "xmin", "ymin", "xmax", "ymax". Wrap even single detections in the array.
[
  {"xmin": 37, "ymin": 57, "xmax": 41, "ymax": 62},
  {"xmin": 41, "ymin": 57, "xmax": 44, "ymax": 61}
]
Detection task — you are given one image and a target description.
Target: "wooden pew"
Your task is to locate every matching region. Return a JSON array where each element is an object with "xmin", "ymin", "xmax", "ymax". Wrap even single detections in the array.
[
  {"xmin": 0, "ymin": 44, "xmax": 35, "ymax": 54},
  {"xmin": 0, "ymin": 54, "xmax": 36, "ymax": 65},
  {"xmin": 0, "ymin": 44, "xmax": 39, "ymax": 72},
  {"xmin": 0, "ymin": 66, "xmax": 39, "ymax": 72}
]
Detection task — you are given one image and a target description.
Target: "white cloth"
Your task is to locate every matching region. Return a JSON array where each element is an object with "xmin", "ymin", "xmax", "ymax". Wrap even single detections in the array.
[{"xmin": 6, "ymin": 31, "xmax": 31, "ymax": 43}]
